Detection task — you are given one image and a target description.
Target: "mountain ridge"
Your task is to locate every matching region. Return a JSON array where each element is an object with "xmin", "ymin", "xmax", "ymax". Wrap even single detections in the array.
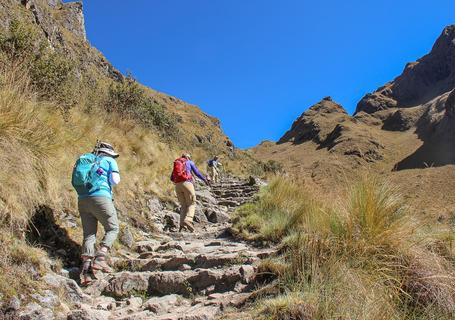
[{"xmin": 251, "ymin": 23, "xmax": 455, "ymax": 218}]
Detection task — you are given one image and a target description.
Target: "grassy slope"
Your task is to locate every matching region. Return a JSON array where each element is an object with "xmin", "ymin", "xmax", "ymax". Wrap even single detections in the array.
[
  {"xmin": 231, "ymin": 176, "xmax": 455, "ymax": 319},
  {"xmin": 250, "ymin": 114, "xmax": 455, "ymax": 222}
]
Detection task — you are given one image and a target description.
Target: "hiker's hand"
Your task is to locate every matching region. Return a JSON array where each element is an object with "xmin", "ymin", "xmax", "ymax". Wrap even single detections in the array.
[{"xmin": 205, "ymin": 178, "xmax": 211, "ymax": 186}]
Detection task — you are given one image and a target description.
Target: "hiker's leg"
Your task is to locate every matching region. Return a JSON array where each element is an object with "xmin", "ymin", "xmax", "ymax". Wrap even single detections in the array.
[
  {"xmin": 182, "ymin": 181, "xmax": 196, "ymax": 223},
  {"xmin": 206, "ymin": 165, "xmax": 211, "ymax": 181},
  {"xmin": 210, "ymin": 167, "xmax": 215, "ymax": 182},
  {"xmin": 89, "ymin": 197, "xmax": 118, "ymax": 273},
  {"xmin": 213, "ymin": 169, "xmax": 219, "ymax": 183},
  {"xmin": 78, "ymin": 198, "xmax": 98, "ymax": 258},
  {"xmin": 90, "ymin": 197, "xmax": 119, "ymax": 250},
  {"xmin": 175, "ymin": 183, "xmax": 188, "ymax": 225}
]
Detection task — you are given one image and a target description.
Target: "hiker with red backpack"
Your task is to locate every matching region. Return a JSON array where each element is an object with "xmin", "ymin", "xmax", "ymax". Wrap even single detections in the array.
[
  {"xmin": 171, "ymin": 153, "xmax": 210, "ymax": 232},
  {"xmin": 71, "ymin": 141, "xmax": 121, "ymax": 285}
]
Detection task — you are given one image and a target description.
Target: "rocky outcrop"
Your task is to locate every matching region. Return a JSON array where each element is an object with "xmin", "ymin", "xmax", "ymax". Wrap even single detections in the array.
[
  {"xmin": 277, "ymin": 96, "xmax": 385, "ymax": 163},
  {"xmin": 320, "ymin": 120, "xmax": 384, "ymax": 162},
  {"xmin": 445, "ymin": 89, "xmax": 455, "ymax": 117},
  {"xmin": 356, "ymin": 25, "xmax": 455, "ymax": 114},
  {"xmin": 278, "ymin": 97, "xmax": 349, "ymax": 144},
  {"xmin": 59, "ymin": 1, "xmax": 86, "ymax": 40},
  {"xmin": 22, "ymin": 0, "xmax": 86, "ymax": 42},
  {"xmin": 381, "ymin": 106, "xmax": 427, "ymax": 131}
]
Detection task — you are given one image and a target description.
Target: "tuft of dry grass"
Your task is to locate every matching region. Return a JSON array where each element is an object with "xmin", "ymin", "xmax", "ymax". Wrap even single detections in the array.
[
  {"xmin": 0, "ymin": 230, "xmax": 47, "ymax": 299},
  {"xmin": 233, "ymin": 176, "xmax": 455, "ymax": 319},
  {"xmin": 257, "ymin": 291, "xmax": 316, "ymax": 320}
]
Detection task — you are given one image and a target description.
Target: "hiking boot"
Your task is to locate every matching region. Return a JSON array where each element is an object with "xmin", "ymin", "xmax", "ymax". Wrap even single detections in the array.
[
  {"xmin": 80, "ymin": 259, "xmax": 95, "ymax": 286},
  {"xmin": 179, "ymin": 220, "xmax": 195, "ymax": 232},
  {"xmin": 92, "ymin": 252, "xmax": 114, "ymax": 273},
  {"xmin": 80, "ymin": 271, "xmax": 96, "ymax": 286}
]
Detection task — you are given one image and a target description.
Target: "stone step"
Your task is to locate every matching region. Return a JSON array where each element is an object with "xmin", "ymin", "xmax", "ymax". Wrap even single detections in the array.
[
  {"xmin": 70, "ymin": 291, "xmax": 254, "ymax": 320},
  {"xmin": 217, "ymin": 200, "xmax": 240, "ymax": 207},
  {"xmin": 220, "ymin": 197, "xmax": 251, "ymax": 204},
  {"xmin": 212, "ymin": 190, "xmax": 258, "ymax": 198},
  {"xmin": 113, "ymin": 251, "xmax": 259, "ymax": 272},
  {"xmin": 71, "ymin": 178, "xmax": 264, "ymax": 320},
  {"xmin": 86, "ymin": 265, "xmax": 256, "ymax": 299}
]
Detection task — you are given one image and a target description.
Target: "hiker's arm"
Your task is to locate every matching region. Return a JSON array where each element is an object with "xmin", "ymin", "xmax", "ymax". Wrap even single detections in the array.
[
  {"xmin": 109, "ymin": 159, "xmax": 120, "ymax": 185},
  {"xmin": 110, "ymin": 172, "xmax": 120, "ymax": 185},
  {"xmin": 190, "ymin": 162, "xmax": 207, "ymax": 182}
]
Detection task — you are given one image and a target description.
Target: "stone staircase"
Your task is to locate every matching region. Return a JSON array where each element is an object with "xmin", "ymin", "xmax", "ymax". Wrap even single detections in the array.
[{"xmin": 67, "ymin": 178, "xmax": 270, "ymax": 320}]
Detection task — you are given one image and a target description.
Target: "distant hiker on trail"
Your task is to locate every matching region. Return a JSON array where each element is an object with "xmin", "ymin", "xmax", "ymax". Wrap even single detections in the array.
[
  {"xmin": 171, "ymin": 153, "xmax": 210, "ymax": 232},
  {"xmin": 71, "ymin": 141, "xmax": 120, "ymax": 285},
  {"xmin": 207, "ymin": 156, "xmax": 222, "ymax": 184}
]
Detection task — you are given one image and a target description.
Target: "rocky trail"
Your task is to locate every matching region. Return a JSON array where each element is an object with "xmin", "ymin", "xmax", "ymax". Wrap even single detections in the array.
[{"xmin": 64, "ymin": 178, "xmax": 271, "ymax": 320}]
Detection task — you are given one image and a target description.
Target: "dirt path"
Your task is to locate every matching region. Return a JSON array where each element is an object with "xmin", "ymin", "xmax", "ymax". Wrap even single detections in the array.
[{"xmin": 67, "ymin": 178, "xmax": 271, "ymax": 320}]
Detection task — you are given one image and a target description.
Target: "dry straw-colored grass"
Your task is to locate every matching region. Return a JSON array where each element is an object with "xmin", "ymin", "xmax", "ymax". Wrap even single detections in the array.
[
  {"xmin": 232, "ymin": 176, "xmax": 455, "ymax": 320},
  {"xmin": 0, "ymin": 63, "xmax": 205, "ymax": 298},
  {"xmin": 0, "ymin": 64, "xmax": 179, "ymax": 231}
]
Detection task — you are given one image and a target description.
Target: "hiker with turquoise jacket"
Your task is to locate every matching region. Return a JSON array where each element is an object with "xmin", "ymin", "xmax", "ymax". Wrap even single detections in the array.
[{"xmin": 71, "ymin": 141, "xmax": 121, "ymax": 285}]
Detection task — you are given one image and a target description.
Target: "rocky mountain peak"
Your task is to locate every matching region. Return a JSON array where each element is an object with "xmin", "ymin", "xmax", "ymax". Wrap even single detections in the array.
[
  {"xmin": 20, "ymin": 0, "xmax": 86, "ymax": 41},
  {"xmin": 356, "ymin": 24, "xmax": 455, "ymax": 114},
  {"xmin": 278, "ymin": 97, "xmax": 348, "ymax": 144}
]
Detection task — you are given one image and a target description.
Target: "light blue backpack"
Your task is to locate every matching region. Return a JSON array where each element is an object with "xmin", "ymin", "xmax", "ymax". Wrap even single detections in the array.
[{"xmin": 71, "ymin": 153, "xmax": 106, "ymax": 195}]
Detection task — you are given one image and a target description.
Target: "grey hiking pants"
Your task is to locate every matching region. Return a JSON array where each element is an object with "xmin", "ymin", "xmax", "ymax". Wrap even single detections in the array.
[{"xmin": 78, "ymin": 197, "xmax": 119, "ymax": 257}]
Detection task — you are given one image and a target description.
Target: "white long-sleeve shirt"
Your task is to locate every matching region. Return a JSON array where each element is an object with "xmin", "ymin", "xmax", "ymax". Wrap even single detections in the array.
[{"xmin": 110, "ymin": 172, "xmax": 121, "ymax": 185}]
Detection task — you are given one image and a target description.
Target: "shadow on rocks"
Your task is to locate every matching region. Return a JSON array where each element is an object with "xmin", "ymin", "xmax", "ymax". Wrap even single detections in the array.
[{"xmin": 26, "ymin": 205, "xmax": 81, "ymax": 268}]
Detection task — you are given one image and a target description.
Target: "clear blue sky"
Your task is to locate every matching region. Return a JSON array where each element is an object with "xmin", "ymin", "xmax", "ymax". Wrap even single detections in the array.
[{"xmin": 82, "ymin": 0, "xmax": 455, "ymax": 148}]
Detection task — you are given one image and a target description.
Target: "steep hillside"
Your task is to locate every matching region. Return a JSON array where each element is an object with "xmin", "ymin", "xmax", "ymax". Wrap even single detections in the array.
[
  {"xmin": 0, "ymin": 0, "xmax": 262, "ymax": 313},
  {"xmin": 251, "ymin": 25, "xmax": 455, "ymax": 219},
  {"xmin": 0, "ymin": 0, "xmax": 242, "ymax": 161}
]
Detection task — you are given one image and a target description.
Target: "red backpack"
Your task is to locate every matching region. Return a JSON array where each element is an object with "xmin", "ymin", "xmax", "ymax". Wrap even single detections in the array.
[{"xmin": 171, "ymin": 157, "xmax": 192, "ymax": 183}]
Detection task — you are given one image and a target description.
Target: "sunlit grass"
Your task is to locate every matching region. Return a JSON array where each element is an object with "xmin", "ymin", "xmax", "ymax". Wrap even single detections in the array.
[{"xmin": 232, "ymin": 176, "xmax": 455, "ymax": 319}]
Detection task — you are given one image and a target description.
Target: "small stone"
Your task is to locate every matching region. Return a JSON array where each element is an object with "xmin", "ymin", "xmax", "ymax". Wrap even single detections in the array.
[
  {"xmin": 120, "ymin": 226, "xmax": 134, "ymax": 248},
  {"xmin": 178, "ymin": 264, "xmax": 192, "ymax": 271},
  {"xmin": 147, "ymin": 197, "xmax": 163, "ymax": 214},
  {"xmin": 134, "ymin": 239, "xmax": 161, "ymax": 253},
  {"xmin": 240, "ymin": 265, "xmax": 256, "ymax": 284},
  {"xmin": 163, "ymin": 211, "xmax": 180, "ymax": 231},
  {"xmin": 19, "ymin": 302, "xmax": 54, "ymax": 320},
  {"xmin": 67, "ymin": 306, "xmax": 111, "ymax": 320},
  {"xmin": 143, "ymin": 294, "xmax": 185, "ymax": 314},
  {"xmin": 42, "ymin": 273, "xmax": 91, "ymax": 304},
  {"xmin": 6, "ymin": 296, "xmax": 21, "ymax": 311},
  {"xmin": 126, "ymin": 297, "xmax": 142, "ymax": 309},
  {"xmin": 206, "ymin": 210, "xmax": 230, "ymax": 223},
  {"xmin": 194, "ymin": 208, "xmax": 208, "ymax": 224},
  {"xmin": 31, "ymin": 290, "xmax": 59, "ymax": 307},
  {"xmin": 93, "ymin": 296, "xmax": 115, "ymax": 310}
]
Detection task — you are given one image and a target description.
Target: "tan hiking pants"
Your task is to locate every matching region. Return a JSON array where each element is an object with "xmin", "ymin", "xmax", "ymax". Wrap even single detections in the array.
[
  {"xmin": 175, "ymin": 181, "xmax": 196, "ymax": 225},
  {"xmin": 207, "ymin": 166, "xmax": 219, "ymax": 183}
]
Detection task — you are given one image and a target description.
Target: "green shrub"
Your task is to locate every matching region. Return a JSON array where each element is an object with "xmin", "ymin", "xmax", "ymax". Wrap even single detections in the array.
[
  {"xmin": 248, "ymin": 159, "xmax": 284, "ymax": 177},
  {"xmin": 30, "ymin": 51, "xmax": 77, "ymax": 108},
  {"xmin": 263, "ymin": 160, "xmax": 284, "ymax": 173},
  {"xmin": 105, "ymin": 75, "xmax": 177, "ymax": 135},
  {"xmin": 0, "ymin": 20, "xmax": 78, "ymax": 109},
  {"xmin": 0, "ymin": 19, "xmax": 39, "ymax": 64}
]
